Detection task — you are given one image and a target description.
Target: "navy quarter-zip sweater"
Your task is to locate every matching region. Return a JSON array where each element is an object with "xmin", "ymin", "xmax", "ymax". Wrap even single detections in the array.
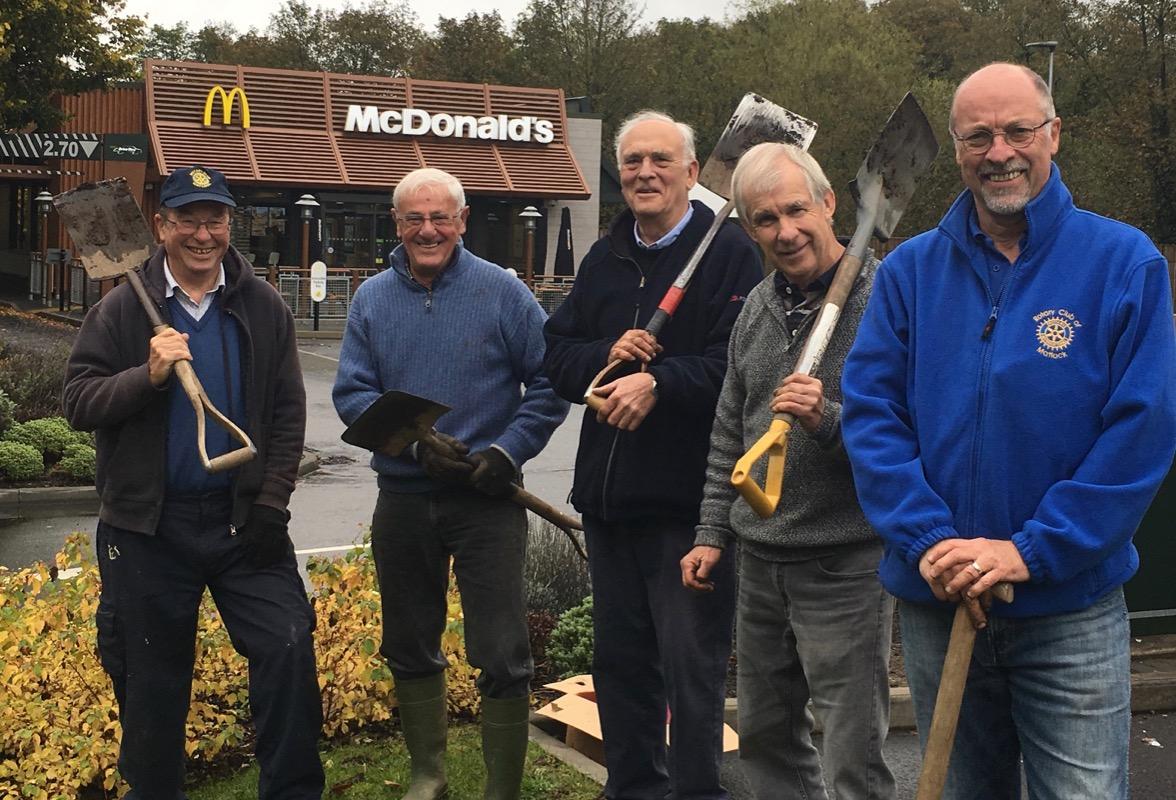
[{"xmin": 543, "ymin": 201, "xmax": 763, "ymax": 523}]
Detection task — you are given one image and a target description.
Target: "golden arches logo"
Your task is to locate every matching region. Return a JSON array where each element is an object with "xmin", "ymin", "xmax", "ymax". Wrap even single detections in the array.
[{"xmin": 203, "ymin": 85, "xmax": 251, "ymax": 128}]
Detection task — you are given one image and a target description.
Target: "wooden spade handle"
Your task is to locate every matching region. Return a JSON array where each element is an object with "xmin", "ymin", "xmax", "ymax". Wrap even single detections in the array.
[
  {"xmin": 583, "ymin": 360, "xmax": 649, "ymax": 412},
  {"xmin": 914, "ymin": 582, "xmax": 1015, "ymax": 800},
  {"xmin": 125, "ymin": 269, "xmax": 257, "ymax": 474}
]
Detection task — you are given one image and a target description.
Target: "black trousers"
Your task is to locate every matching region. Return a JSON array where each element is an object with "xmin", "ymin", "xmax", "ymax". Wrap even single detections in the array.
[
  {"xmin": 585, "ymin": 515, "xmax": 737, "ymax": 800},
  {"xmin": 95, "ymin": 493, "xmax": 324, "ymax": 800}
]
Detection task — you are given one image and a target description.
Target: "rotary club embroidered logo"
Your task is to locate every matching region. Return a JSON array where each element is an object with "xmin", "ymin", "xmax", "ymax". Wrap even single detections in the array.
[
  {"xmin": 189, "ymin": 168, "xmax": 212, "ymax": 188},
  {"xmin": 1032, "ymin": 308, "xmax": 1082, "ymax": 359}
]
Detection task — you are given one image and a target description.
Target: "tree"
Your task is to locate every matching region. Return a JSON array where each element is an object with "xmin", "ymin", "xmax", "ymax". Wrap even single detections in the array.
[
  {"xmin": 413, "ymin": 12, "xmax": 518, "ymax": 84},
  {"xmin": 0, "ymin": 0, "xmax": 143, "ymax": 131}
]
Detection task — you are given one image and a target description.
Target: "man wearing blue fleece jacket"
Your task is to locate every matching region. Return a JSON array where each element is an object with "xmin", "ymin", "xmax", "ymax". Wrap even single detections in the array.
[
  {"xmin": 332, "ymin": 168, "xmax": 568, "ymax": 800},
  {"xmin": 842, "ymin": 63, "xmax": 1176, "ymax": 799}
]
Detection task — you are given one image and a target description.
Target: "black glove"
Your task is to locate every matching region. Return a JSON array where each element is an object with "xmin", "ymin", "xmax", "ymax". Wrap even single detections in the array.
[
  {"xmin": 241, "ymin": 504, "xmax": 292, "ymax": 568},
  {"xmin": 468, "ymin": 448, "xmax": 517, "ymax": 497},
  {"xmin": 419, "ymin": 432, "xmax": 474, "ymax": 484}
]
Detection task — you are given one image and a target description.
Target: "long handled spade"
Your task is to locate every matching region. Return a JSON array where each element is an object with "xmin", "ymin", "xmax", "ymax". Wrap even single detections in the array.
[
  {"xmin": 342, "ymin": 390, "xmax": 586, "ymax": 554},
  {"xmin": 54, "ymin": 178, "xmax": 256, "ymax": 474},
  {"xmin": 915, "ymin": 582, "xmax": 1015, "ymax": 800},
  {"xmin": 731, "ymin": 92, "xmax": 939, "ymax": 517},
  {"xmin": 584, "ymin": 94, "xmax": 818, "ymax": 411}
]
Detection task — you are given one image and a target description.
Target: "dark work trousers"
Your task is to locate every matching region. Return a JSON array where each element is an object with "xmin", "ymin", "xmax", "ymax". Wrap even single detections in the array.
[
  {"xmin": 585, "ymin": 515, "xmax": 737, "ymax": 800},
  {"xmin": 370, "ymin": 486, "xmax": 532, "ymax": 698},
  {"xmin": 94, "ymin": 493, "xmax": 324, "ymax": 800}
]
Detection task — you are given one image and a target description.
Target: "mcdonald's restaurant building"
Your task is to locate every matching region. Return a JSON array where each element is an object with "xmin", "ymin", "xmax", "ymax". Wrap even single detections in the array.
[{"xmin": 0, "ymin": 59, "xmax": 601, "ymax": 303}]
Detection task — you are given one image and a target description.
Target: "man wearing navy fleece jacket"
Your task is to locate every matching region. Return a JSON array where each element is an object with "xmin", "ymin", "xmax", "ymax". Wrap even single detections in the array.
[
  {"xmin": 842, "ymin": 63, "xmax": 1176, "ymax": 799},
  {"xmin": 333, "ymin": 167, "xmax": 567, "ymax": 800}
]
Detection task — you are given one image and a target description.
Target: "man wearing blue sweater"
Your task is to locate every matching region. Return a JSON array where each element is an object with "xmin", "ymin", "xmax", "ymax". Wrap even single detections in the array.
[
  {"xmin": 842, "ymin": 63, "xmax": 1176, "ymax": 799},
  {"xmin": 333, "ymin": 168, "xmax": 568, "ymax": 800}
]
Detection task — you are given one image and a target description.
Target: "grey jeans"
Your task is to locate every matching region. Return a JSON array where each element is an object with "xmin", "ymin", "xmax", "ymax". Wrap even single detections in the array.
[
  {"xmin": 370, "ymin": 487, "xmax": 532, "ymax": 698},
  {"xmin": 736, "ymin": 542, "xmax": 896, "ymax": 800}
]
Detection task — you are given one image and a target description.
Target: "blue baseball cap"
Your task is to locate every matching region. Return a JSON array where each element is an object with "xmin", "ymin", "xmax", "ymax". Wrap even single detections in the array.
[{"xmin": 160, "ymin": 165, "xmax": 237, "ymax": 208}]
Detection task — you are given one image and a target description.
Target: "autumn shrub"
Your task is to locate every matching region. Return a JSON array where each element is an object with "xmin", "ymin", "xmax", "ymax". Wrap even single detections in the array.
[
  {"xmin": 0, "ymin": 534, "xmax": 480, "ymax": 799},
  {"xmin": 0, "ymin": 345, "xmax": 72, "ymax": 423},
  {"xmin": 524, "ymin": 518, "xmax": 590, "ymax": 616},
  {"xmin": 0, "ymin": 441, "xmax": 43, "ymax": 481}
]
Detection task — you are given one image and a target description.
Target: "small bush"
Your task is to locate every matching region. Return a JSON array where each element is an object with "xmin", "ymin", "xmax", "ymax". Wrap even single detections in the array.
[
  {"xmin": 0, "ymin": 389, "xmax": 15, "ymax": 436},
  {"xmin": 2, "ymin": 417, "xmax": 89, "ymax": 459},
  {"xmin": 0, "ymin": 440, "xmax": 43, "ymax": 481},
  {"xmin": 547, "ymin": 596, "xmax": 594, "ymax": 679},
  {"xmin": 0, "ymin": 344, "xmax": 72, "ymax": 422},
  {"xmin": 56, "ymin": 443, "xmax": 96, "ymax": 481},
  {"xmin": 524, "ymin": 518, "xmax": 591, "ymax": 616}
]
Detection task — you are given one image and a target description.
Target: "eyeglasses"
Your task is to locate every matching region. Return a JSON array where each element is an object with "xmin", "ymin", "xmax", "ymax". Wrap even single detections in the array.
[
  {"xmin": 620, "ymin": 154, "xmax": 681, "ymax": 172},
  {"xmin": 162, "ymin": 217, "xmax": 230, "ymax": 235},
  {"xmin": 951, "ymin": 119, "xmax": 1055, "ymax": 154},
  {"xmin": 396, "ymin": 212, "xmax": 463, "ymax": 230}
]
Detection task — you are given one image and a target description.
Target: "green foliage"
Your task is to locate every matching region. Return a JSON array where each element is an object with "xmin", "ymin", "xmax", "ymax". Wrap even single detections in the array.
[
  {"xmin": 0, "ymin": 441, "xmax": 43, "ymax": 481},
  {"xmin": 0, "ymin": 0, "xmax": 143, "ymax": 130},
  {"xmin": 56, "ymin": 443, "xmax": 96, "ymax": 482},
  {"xmin": 546, "ymin": 596, "xmax": 594, "ymax": 679},
  {"xmin": 2, "ymin": 417, "xmax": 89, "ymax": 459},
  {"xmin": 0, "ymin": 343, "xmax": 72, "ymax": 423},
  {"xmin": 0, "ymin": 389, "xmax": 14, "ymax": 437},
  {"xmin": 0, "ymin": 534, "xmax": 481, "ymax": 797}
]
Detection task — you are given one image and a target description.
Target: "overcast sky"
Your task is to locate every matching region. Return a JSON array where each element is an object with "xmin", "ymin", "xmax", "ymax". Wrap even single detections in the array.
[{"xmin": 120, "ymin": 0, "xmax": 738, "ymax": 34}]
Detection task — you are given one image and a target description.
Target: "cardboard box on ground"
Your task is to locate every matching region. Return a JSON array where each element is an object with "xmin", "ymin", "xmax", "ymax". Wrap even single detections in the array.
[{"xmin": 536, "ymin": 675, "xmax": 739, "ymax": 765}]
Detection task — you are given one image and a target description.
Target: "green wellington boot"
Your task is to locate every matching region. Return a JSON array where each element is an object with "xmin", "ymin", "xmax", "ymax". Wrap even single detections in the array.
[
  {"xmin": 480, "ymin": 695, "xmax": 531, "ymax": 800},
  {"xmin": 394, "ymin": 673, "xmax": 449, "ymax": 800}
]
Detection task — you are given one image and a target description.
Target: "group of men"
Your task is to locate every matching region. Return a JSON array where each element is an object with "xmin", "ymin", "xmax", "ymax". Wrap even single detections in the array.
[{"xmin": 65, "ymin": 60, "xmax": 1175, "ymax": 800}]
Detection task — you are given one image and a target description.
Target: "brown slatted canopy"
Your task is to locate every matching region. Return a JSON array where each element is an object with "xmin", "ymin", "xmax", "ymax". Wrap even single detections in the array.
[{"xmin": 145, "ymin": 60, "xmax": 589, "ymax": 199}]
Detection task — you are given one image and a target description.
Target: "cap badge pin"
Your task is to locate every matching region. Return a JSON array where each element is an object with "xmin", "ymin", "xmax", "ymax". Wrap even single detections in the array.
[{"xmin": 190, "ymin": 168, "xmax": 212, "ymax": 188}]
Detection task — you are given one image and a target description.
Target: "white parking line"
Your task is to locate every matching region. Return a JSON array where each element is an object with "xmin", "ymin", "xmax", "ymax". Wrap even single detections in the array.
[
  {"xmin": 298, "ymin": 349, "xmax": 339, "ymax": 362},
  {"xmin": 295, "ymin": 543, "xmax": 370, "ymax": 555}
]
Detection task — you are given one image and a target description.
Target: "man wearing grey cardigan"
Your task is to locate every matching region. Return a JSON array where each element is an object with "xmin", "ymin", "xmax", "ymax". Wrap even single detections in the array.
[{"xmin": 680, "ymin": 143, "xmax": 896, "ymax": 800}]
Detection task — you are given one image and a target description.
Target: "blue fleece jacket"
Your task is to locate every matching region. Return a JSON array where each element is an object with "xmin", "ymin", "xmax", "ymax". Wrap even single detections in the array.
[
  {"xmin": 842, "ymin": 165, "xmax": 1176, "ymax": 617},
  {"xmin": 332, "ymin": 243, "xmax": 569, "ymax": 491}
]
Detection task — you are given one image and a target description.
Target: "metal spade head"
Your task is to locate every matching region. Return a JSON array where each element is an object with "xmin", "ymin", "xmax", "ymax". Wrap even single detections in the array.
[
  {"xmin": 697, "ymin": 93, "xmax": 819, "ymax": 198},
  {"xmin": 341, "ymin": 390, "xmax": 451, "ymax": 456},
  {"xmin": 53, "ymin": 179, "xmax": 156, "ymax": 280},
  {"xmin": 849, "ymin": 92, "xmax": 940, "ymax": 241}
]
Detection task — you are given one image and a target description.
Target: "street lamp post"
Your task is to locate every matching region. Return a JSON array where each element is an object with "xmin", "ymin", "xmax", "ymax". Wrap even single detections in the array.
[
  {"xmin": 1026, "ymin": 40, "xmax": 1058, "ymax": 94},
  {"xmin": 295, "ymin": 194, "xmax": 320, "ymax": 270},
  {"xmin": 34, "ymin": 191, "xmax": 53, "ymax": 306},
  {"xmin": 518, "ymin": 205, "xmax": 542, "ymax": 287}
]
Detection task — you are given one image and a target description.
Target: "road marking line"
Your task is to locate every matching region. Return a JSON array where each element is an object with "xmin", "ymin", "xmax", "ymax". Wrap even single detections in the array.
[
  {"xmin": 295, "ymin": 543, "xmax": 370, "ymax": 555},
  {"xmin": 298, "ymin": 348, "xmax": 339, "ymax": 362}
]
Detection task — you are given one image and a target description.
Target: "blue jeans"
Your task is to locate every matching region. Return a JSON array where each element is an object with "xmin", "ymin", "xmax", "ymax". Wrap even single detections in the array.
[
  {"xmin": 736, "ymin": 543, "xmax": 895, "ymax": 800},
  {"xmin": 370, "ymin": 487, "xmax": 532, "ymax": 698},
  {"xmin": 585, "ymin": 516, "xmax": 736, "ymax": 800},
  {"xmin": 900, "ymin": 588, "xmax": 1130, "ymax": 800}
]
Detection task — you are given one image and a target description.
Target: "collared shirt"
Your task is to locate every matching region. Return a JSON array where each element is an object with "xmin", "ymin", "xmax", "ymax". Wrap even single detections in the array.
[
  {"xmin": 634, "ymin": 204, "xmax": 695, "ymax": 251},
  {"xmin": 163, "ymin": 258, "xmax": 226, "ymax": 322},
  {"xmin": 773, "ymin": 259, "xmax": 840, "ymax": 339},
  {"xmin": 967, "ymin": 210, "xmax": 1024, "ymax": 299}
]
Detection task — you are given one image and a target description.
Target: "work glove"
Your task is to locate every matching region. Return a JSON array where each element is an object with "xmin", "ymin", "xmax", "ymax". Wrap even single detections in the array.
[
  {"xmin": 419, "ymin": 432, "xmax": 474, "ymax": 484},
  {"xmin": 241, "ymin": 504, "xmax": 292, "ymax": 568},
  {"xmin": 468, "ymin": 447, "xmax": 517, "ymax": 497}
]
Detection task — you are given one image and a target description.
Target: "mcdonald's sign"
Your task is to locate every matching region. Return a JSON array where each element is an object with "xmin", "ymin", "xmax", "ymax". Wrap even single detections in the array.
[{"xmin": 203, "ymin": 85, "xmax": 251, "ymax": 128}]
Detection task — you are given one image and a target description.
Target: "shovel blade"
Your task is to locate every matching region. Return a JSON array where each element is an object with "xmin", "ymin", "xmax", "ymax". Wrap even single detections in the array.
[
  {"xmin": 850, "ymin": 92, "xmax": 940, "ymax": 241},
  {"xmin": 53, "ymin": 179, "xmax": 156, "ymax": 281},
  {"xmin": 698, "ymin": 93, "xmax": 819, "ymax": 198},
  {"xmin": 341, "ymin": 390, "xmax": 452, "ymax": 456}
]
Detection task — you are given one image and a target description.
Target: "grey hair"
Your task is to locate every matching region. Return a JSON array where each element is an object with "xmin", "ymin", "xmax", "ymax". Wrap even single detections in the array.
[
  {"xmin": 393, "ymin": 167, "xmax": 466, "ymax": 210},
  {"xmin": 731, "ymin": 142, "xmax": 833, "ymax": 222},
  {"xmin": 614, "ymin": 110, "xmax": 697, "ymax": 167},
  {"xmin": 949, "ymin": 62, "xmax": 1056, "ymax": 132}
]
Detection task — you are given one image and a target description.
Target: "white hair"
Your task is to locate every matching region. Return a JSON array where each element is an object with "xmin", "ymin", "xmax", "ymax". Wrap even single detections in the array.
[
  {"xmin": 731, "ymin": 142, "xmax": 833, "ymax": 222},
  {"xmin": 614, "ymin": 110, "xmax": 697, "ymax": 167},
  {"xmin": 393, "ymin": 168, "xmax": 466, "ymax": 210}
]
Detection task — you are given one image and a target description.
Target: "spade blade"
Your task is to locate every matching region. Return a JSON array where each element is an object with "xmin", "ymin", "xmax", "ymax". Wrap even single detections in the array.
[{"xmin": 341, "ymin": 390, "xmax": 452, "ymax": 457}]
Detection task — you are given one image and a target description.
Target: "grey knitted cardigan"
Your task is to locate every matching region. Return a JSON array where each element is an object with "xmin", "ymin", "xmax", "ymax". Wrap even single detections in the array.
[{"xmin": 694, "ymin": 253, "xmax": 881, "ymax": 556}]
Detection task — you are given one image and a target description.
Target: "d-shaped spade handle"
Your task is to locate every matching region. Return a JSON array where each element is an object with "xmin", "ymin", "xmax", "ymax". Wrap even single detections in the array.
[{"xmin": 731, "ymin": 415, "xmax": 792, "ymax": 518}]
